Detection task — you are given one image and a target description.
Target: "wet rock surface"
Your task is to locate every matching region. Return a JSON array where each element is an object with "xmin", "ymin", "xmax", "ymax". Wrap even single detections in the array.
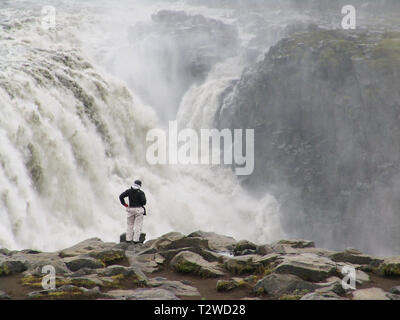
[
  {"xmin": 217, "ymin": 25, "xmax": 400, "ymax": 254},
  {"xmin": 1, "ymin": 231, "xmax": 400, "ymax": 300}
]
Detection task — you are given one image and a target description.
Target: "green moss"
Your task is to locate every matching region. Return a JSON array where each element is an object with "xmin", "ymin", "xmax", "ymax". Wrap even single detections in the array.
[
  {"xmin": 370, "ymin": 36, "xmax": 400, "ymax": 71},
  {"xmin": 216, "ymin": 280, "xmax": 239, "ymax": 292},
  {"xmin": 47, "ymin": 291, "xmax": 83, "ymax": 297},
  {"xmin": 21, "ymin": 275, "xmax": 43, "ymax": 288},
  {"xmin": 58, "ymin": 251, "xmax": 75, "ymax": 258},
  {"xmin": 69, "ymin": 278, "xmax": 98, "ymax": 288},
  {"xmin": 173, "ymin": 260, "xmax": 201, "ymax": 275},
  {"xmin": 89, "ymin": 250, "xmax": 125, "ymax": 266},
  {"xmin": 254, "ymin": 287, "xmax": 265, "ymax": 296},
  {"xmin": 378, "ymin": 263, "xmax": 400, "ymax": 277},
  {"xmin": 279, "ymin": 289, "xmax": 309, "ymax": 300},
  {"xmin": 101, "ymin": 274, "xmax": 145, "ymax": 289},
  {"xmin": 225, "ymin": 260, "xmax": 263, "ymax": 276},
  {"xmin": 279, "ymin": 294, "xmax": 301, "ymax": 300},
  {"xmin": 0, "ymin": 265, "xmax": 11, "ymax": 276},
  {"xmin": 263, "ymin": 267, "xmax": 273, "ymax": 277}
]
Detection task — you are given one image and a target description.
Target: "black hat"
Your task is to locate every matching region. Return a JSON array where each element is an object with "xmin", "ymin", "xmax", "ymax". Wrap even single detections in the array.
[{"xmin": 132, "ymin": 180, "xmax": 142, "ymax": 189}]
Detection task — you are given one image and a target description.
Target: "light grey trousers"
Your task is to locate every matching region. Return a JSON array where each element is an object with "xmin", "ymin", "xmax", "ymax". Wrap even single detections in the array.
[{"xmin": 126, "ymin": 207, "xmax": 144, "ymax": 242}]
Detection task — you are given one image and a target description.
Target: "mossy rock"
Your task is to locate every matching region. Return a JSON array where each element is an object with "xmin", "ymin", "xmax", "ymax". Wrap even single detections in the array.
[
  {"xmin": 224, "ymin": 257, "xmax": 263, "ymax": 275},
  {"xmin": 64, "ymin": 256, "xmax": 105, "ymax": 272},
  {"xmin": 47, "ymin": 291, "xmax": 83, "ymax": 298},
  {"xmin": 88, "ymin": 250, "xmax": 126, "ymax": 266},
  {"xmin": 216, "ymin": 280, "xmax": 238, "ymax": 292},
  {"xmin": 170, "ymin": 251, "xmax": 225, "ymax": 278},
  {"xmin": 21, "ymin": 275, "xmax": 44, "ymax": 288},
  {"xmin": 101, "ymin": 273, "xmax": 146, "ymax": 289},
  {"xmin": 377, "ymin": 257, "xmax": 400, "ymax": 276},
  {"xmin": 279, "ymin": 294, "xmax": 302, "ymax": 300},
  {"xmin": 0, "ymin": 260, "xmax": 28, "ymax": 276}
]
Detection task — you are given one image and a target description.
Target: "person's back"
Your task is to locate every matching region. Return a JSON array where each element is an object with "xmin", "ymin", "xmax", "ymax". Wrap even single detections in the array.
[
  {"xmin": 119, "ymin": 180, "xmax": 146, "ymax": 244},
  {"xmin": 119, "ymin": 187, "xmax": 146, "ymax": 208}
]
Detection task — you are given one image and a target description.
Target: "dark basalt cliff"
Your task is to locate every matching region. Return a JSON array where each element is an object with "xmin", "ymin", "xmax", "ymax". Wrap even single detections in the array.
[{"xmin": 217, "ymin": 27, "xmax": 400, "ymax": 254}]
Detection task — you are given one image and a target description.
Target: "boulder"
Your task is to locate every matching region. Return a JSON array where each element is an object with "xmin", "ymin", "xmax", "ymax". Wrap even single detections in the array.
[
  {"xmin": 253, "ymin": 253, "xmax": 282, "ymax": 266},
  {"xmin": 216, "ymin": 279, "xmax": 239, "ymax": 292},
  {"xmin": 216, "ymin": 276, "xmax": 257, "ymax": 292},
  {"xmin": 274, "ymin": 253, "xmax": 338, "ymax": 282},
  {"xmin": 352, "ymin": 288, "xmax": 390, "ymax": 300},
  {"xmin": 154, "ymin": 245, "xmax": 224, "ymax": 264},
  {"xmin": 255, "ymin": 244, "xmax": 274, "ymax": 256},
  {"xmin": 63, "ymin": 256, "xmax": 104, "ymax": 272},
  {"xmin": 388, "ymin": 294, "xmax": 400, "ymax": 300},
  {"xmin": 98, "ymin": 265, "xmax": 147, "ymax": 283},
  {"xmin": 390, "ymin": 286, "xmax": 400, "ymax": 295},
  {"xmin": 0, "ymin": 248, "xmax": 12, "ymax": 256},
  {"xmin": 187, "ymin": 231, "xmax": 237, "ymax": 252},
  {"xmin": 223, "ymin": 255, "xmax": 263, "ymax": 275},
  {"xmin": 300, "ymin": 292, "xmax": 346, "ymax": 300},
  {"xmin": 58, "ymin": 238, "xmax": 116, "ymax": 258},
  {"xmin": 87, "ymin": 249, "xmax": 126, "ymax": 266},
  {"xmin": 296, "ymin": 247, "xmax": 338, "ymax": 258},
  {"xmin": 0, "ymin": 256, "xmax": 29, "ymax": 276},
  {"xmin": 272, "ymin": 239, "xmax": 315, "ymax": 249},
  {"xmin": 377, "ymin": 256, "xmax": 400, "ymax": 276},
  {"xmin": 80, "ymin": 286, "xmax": 102, "ymax": 297},
  {"xmin": 355, "ymin": 269, "xmax": 371, "ymax": 285},
  {"xmin": 315, "ymin": 277, "xmax": 346, "ymax": 296},
  {"xmin": 128, "ymin": 253, "xmax": 165, "ymax": 273},
  {"xmin": 105, "ymin": 288, "xmax": 179, "ymax": 300},
  {"xmin": 147, "ymin": 277, "xmax": 200, "ymax": 297},
  {"xmin": 253, "ymin": 273, "xmax": 317, "ymax": 296},
  {"xmin": 0, "ymin": 290, "xmax": 10, "ymax": 300},
  {"xmin": 330, "ymin": 248, "xmax": 383, "ymax": 266},
  {"xmin": 19, "ymin": 254, "xmax": 70, "ymax": 276},
  {"xmin": 158, "ymin": 236, "xmax": 210, "ymax": 252},
  {"xmin": 233, "ymin": 240, "xmax": 257, "ymax": 256},
  {"xmin": 170, "ymin": 251, "xmax": 225, "ymax": 278}
]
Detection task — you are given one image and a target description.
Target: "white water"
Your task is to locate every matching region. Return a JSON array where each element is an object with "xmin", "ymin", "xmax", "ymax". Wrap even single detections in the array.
[{"xmin": 0, "ymin": 0, "xmax": 287, "ymax": 251}]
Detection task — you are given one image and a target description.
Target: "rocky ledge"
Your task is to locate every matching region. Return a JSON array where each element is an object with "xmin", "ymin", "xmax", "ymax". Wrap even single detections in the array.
[{"xmin": 1, "ymin": 231, "xmax": 400, "ymax": 300}]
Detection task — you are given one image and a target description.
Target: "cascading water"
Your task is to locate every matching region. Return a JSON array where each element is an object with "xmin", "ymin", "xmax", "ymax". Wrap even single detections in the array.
[{"xmin": 0, "ymin": 0, "xmax": 288, "ymax": 251}]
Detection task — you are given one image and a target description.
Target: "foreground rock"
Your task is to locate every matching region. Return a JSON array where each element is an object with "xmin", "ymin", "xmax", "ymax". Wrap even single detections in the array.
[
  {"xmin": 352, "ymin": 288, "xmax": 391, "ymax": 300},
  {"xmin": 274, "ymin": 253, "xmax": 338, "ymax": 282},
  {"xmin": 0, "ymin": 290, "xmax": 10, "ymax": 300},
  {"xmin": 105, "ymin": 288, "xmax": 179, "ymax": 300},
  {"xmin": 330, "ymin": 248, "xmax": 383, "ymax": 267},
  {"xmin": 376, "ymin": 257, "xmax": 400, "ymax": 276},
  {"xmin": 253, "ymin": 273, "xmax": 317, "ymax": 297},
  {"xmin": 2, "ymin": 230, "xmax": 400, "ymax": 300},
  {"xmin": 0, "ymin": 256, "xmax": 28, "ymax": 276},
  {"xmin": 170, "ymin": 251, "xmax": 225, "ymax": 278}
]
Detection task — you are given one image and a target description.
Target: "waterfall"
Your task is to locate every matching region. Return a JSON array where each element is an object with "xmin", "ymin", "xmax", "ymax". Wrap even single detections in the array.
[{"xmin": 0, "ymin": 0, "xmax": 285, "ymax": 250}]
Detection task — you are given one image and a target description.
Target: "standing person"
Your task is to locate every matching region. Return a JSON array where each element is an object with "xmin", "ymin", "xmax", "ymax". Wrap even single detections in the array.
[{"xmin": 119, "ymin": 180, "xmax": 147, "ymax": 244}]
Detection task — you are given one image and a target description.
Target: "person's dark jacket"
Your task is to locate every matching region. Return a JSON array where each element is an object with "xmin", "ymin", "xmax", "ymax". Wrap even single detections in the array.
[{"xmin": 119, "ymin": 188, "xmax": 147, "ymax": 208}]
